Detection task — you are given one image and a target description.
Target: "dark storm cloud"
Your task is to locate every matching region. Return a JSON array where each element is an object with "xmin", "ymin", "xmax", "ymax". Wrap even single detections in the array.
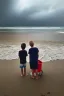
[{"xmin": 0, "ymin": 0, "xmax": 64, "ymax": 26}]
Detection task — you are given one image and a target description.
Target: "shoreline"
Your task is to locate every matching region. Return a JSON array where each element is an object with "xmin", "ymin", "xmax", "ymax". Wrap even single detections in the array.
[{"xmin": 0, "ymin": 41, "xmax": 64, "ymax": 62}]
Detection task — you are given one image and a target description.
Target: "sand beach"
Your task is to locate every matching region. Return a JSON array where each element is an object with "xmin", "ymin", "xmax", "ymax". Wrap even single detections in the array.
[{"xmin": 0, "ymin": 59, "xmax": 64, "ymax": 96}]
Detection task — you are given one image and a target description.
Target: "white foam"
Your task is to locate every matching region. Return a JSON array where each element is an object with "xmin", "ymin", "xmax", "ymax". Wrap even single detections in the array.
[
  {"xmin": 0, "ymin": 27, "xmax": 62, "ymax": 29},
  {"xmin": 58, "ymin": 32, "xmax": 64, "ymax": 34},
  {"xmin": 0, "ymin": 43, "xmax": 64, "ymax": 62}
]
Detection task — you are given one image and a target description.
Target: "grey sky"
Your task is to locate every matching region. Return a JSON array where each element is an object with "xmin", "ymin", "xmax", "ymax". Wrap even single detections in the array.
[{"xmin": 0, "ymin": 0, "xmax": 64, "ymax": 26}]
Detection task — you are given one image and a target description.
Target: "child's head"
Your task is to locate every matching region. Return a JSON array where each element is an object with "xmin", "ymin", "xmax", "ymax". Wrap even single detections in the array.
[
  {"xmin": 29, "ymin": 41, "xmax": 34, "ymax": 47},
  {"xmin": 21, "ymin": 43, "xmax": 26, "ymax": 50}
]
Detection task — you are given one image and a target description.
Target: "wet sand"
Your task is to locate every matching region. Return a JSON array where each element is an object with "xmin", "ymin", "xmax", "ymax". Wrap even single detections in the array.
[
  {"xmin": 0, "ymin": 32, "xmax": 64, "ymax": 43},
  {"xmin": 0, "ymin": 59, "xmax": 64, "ymax": 96}
]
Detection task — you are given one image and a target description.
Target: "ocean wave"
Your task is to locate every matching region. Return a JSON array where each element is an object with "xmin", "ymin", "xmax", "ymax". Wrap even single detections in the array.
[
  {"xmin": 0, "ymin": 27, "xmax": 63, "ymax": 29},
  {"xmin": 0, "ymin": 43, "xmax": 64, "ymax": 62}
]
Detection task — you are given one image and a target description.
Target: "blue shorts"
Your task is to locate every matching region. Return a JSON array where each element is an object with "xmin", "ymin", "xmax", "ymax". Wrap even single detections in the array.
[{"xmin": 20, "ymin": 64, "xmax": 26, "ymax": 68}]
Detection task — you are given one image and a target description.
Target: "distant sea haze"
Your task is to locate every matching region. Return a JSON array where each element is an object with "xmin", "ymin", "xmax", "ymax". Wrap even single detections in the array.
[
  {"xmin": 0, "ymin": 27, "xmax": 64, "ymax": 42},
  {"xmin": 0, "ymin": 27, "xmax": 64, "ymax": 32}
]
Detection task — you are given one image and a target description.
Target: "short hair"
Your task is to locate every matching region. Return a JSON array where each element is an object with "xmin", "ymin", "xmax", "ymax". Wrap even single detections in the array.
[
  {"xmin": 21, "ymin": 43, "xmax": 26, "ymax": 49},
  {"xmin": 29, "ymin": 41, "xmax": 34, "ymax": 47}
]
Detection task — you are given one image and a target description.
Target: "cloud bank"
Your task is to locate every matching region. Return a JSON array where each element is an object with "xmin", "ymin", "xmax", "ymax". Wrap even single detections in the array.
[{"xmin": 0, "ymin": 0, "xmax": 64, "ymax": 26}]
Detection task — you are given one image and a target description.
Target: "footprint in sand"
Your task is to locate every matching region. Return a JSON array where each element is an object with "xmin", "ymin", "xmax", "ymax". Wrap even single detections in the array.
[{"xmin": 47, "ymin": 92, "xmax": 50, "ymax": 94}]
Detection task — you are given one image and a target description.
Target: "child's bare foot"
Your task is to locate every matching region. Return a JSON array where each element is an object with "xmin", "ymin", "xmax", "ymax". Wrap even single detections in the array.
[
  {"xmin": 36, "ymin": 76, "xmax": 39, "ymax": 79},
  {"xmin": 21, "ymin": 74, "xmax": 23, "ymax": 77},
  {"xmin": 30, "ymin": 76, "xmax": 35, "ymax": 79},
  {"xmin": 23, "ymin": 74, "xmax": 28, "ymax": 76}
]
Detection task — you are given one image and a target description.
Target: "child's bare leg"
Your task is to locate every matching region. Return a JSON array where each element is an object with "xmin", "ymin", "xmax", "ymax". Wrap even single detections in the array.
[
  {"xmin": 31, "ymin": 70, "xmax": 34, "ymax": 78},
  {"xmin": 21, "ymin": 68, "xmax": 23, "ymax": 76},
  {"xmin": 24, "ymin": 67, "xmax": 26, "ymax": 76},
  {"xmin": 35, "ymin": 69, "xmax": 39, "ymax": 79}
]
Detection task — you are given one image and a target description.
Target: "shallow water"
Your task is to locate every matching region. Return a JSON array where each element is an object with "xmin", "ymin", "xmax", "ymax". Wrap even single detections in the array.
[{"xmin": 0, "ymin": 42, "xmax": 64, "ymax": 62}]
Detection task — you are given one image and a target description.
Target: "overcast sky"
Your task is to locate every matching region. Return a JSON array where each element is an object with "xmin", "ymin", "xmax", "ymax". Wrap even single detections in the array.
[{"xmin": 0, "ymin": 0, "xmax": 64, "ymax": 27}]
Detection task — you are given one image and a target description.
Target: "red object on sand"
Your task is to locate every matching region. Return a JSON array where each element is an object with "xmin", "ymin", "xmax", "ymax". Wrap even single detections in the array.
[
  {"xmin": 37, "ymin": 60, "xmax": 43, "ymax": 72},
  {"xmin": 33, "ymin": 60, "xmax": 43, "ymax": 73}
]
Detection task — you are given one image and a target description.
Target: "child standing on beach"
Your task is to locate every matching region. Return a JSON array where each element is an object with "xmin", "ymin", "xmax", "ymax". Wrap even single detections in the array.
[
  {"xmin": 19, "ymin": 43, "xmax": 27, "ymax": 76},
  {"xmin": 28, "ymin": 41, "xmax": 39, "ymax": 79}
]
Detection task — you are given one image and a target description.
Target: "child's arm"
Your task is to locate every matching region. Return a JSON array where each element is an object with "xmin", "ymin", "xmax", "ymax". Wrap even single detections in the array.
[
  {"xmin": 18, "ymin": 51, "xmax": 20, "ymax": 58},
  {"xmin": 26, "ymin": 51, "xmax": 28, "ymax": 56},
  {"xmin": 28, "ymin": 49, "xmax": 30, "ymax": 54},
  {"xmin": 28, "ymin": 50, "xmax": 30, "ymax": 63},
  {"xmin": 38, "ymin": 52, "xmax": 39, "ymax": 58},
  {"xmin": 38, "ymin": 49, "xmax": 39, "ymax": 58}
]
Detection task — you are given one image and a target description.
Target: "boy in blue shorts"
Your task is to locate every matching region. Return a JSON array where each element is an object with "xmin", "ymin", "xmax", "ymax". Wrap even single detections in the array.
[{"xmin": 19, "ymin": 43, "xmax": 27, "ymax": 76}]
